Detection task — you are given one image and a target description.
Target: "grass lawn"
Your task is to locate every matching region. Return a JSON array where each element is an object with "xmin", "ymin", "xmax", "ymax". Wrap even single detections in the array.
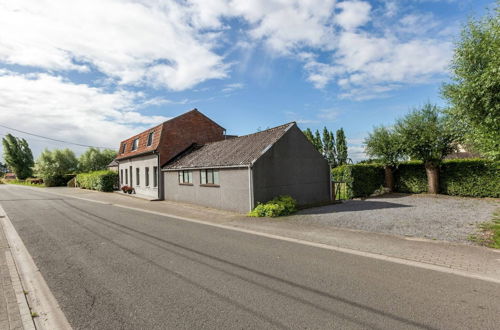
[
  {"xmin": 2, "ymin": 179, "xmax": 45, "ymax": 188},
  {"xmin": 469, "ymin": 210, "xmax": 500, "ymax": 249}
]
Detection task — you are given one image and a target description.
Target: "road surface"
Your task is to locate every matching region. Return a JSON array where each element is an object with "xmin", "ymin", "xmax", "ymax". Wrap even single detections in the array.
[{"xmin": 0, "ymin": 185, "xmax": 499, "ymax": 329}]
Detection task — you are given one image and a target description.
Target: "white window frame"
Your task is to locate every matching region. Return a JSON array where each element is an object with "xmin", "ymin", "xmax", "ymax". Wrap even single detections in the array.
[
  {"xmin": 200, "ymin": 169, "xmax": 219, "ymax": 186},
  {"xmin": 153, "ymin": 166, "xmax": 158, "ymax": 187},
  {"xmin": 178, "ymin": 170, "xmax": 193, "ymax": 184},
  {"xmin": 147, "ymin": 132, "xmax": 154, "ymax": 147},
  {"xmin": 132, "ymin": 138, "xmax": 139, "ymax": 151}
]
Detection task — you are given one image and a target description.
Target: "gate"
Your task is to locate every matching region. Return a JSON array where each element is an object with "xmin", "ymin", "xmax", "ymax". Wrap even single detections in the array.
[{"xmin": 331, "ymin": 181, "xmax": 348, "ymax": 201}]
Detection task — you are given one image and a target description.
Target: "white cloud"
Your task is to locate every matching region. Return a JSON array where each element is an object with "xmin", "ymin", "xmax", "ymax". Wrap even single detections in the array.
[
  {"xmin": 0, "ymin": 0, "xmax": 456, "ymax": 101},
  {"xmin": 335, "ymin": 1, "xmax": 372, "ymax": 30},
  {"xmin": 302, "ymin": 29, "xmax": 452, "ymax": 99},
  {"xmin": 317, "ymin": 109, "xmax": 340, "ymax": 121},
  {"xmin": 0, "ymin": 71, "xmax": 169, "ymax": 158},
  {"xmin": 222, "ymin": 83, "xmax": 244, "ymax": 93},
  {"xmin": 188, "ymin": 0, "xmax": 338, "ymax": 55},
  {"xmin": 285, "ymin": 108, "xmax": 339, "ymax": 125},
  {"xmin": 0, "ymin": 0, "xmax": 228, "ymax": 91}
]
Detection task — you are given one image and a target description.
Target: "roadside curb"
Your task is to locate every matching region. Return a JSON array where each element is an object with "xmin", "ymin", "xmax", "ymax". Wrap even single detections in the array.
[
  {"xmin": 0, "ymin": 204, "xmax": 72, "ymax": 330},
  {"xmin": 4, "ymin": 251, "xmax": 36, "ymax": 330},
  {"xmin": 11, "ymin": 185, "xmax": 500, "ymax": 285}
]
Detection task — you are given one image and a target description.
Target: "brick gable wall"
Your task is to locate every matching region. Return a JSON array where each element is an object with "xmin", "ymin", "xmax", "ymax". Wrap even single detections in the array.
[{"xmin": 158, "ymin": 110, "xmax": 225, "ymax": 166}]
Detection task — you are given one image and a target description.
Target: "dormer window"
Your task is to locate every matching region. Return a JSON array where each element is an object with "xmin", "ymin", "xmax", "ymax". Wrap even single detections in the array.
[
  {"xmin": 132, "ymin": 138, "xmax": 139, "ymax": 151},
  {"xmin": 147, "ymin": 131, "xmax": 154, "ymax": 146},
  {"xmin": 121, "ymin": 143, "xmax": 126, "ymax": 154}
]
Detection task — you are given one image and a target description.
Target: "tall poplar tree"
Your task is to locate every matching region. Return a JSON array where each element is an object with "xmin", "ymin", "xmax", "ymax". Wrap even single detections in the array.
[{"xmin": 336, "ymin": 128, "xmax": 348, "ymax": 165}]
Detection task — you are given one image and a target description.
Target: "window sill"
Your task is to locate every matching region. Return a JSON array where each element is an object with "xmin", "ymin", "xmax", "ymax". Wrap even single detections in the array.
[
  {"xmin": 200, "ymin": 184, "xmax": 220, "ymax": 188},
  {"xmin": 179, "ymin": 183, "xmax": 194, "ymax": 186}
]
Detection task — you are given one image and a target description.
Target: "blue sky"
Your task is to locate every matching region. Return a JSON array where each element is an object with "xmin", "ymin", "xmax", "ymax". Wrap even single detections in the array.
[{"xmin": 0, "ymin": 0, "xmax": 495, "ymax": 162}]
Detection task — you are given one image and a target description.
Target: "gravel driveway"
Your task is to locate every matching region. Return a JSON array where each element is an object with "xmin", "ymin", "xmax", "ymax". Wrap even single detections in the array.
[{"xmin": 291, "ymin": 194, "xmax": 499, "ymax": 243}]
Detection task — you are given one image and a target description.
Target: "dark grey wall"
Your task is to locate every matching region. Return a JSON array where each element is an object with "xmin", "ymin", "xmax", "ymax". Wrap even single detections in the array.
[
  {"xmin": 163, "ymin": 167, "xmax": 250, "ymax": 213},
  {"xmin": 252, "ymin": 125, "xmax": 330, "ymax": 206}
]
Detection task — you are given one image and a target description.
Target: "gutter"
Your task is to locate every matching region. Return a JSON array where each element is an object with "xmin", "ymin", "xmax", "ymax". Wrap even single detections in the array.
[
  {"xmin": 162, "ymin": 164, "xmax": 249, "ymax": 171},
  {"xmin": 116, "ymin": 150, "xmax": 156, "ymax": 161}
]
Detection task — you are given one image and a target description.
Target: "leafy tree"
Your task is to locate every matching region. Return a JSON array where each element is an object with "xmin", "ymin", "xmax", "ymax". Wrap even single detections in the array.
[
  {"xmin": 364, "ymin": 126, "xmax": 404, "ymax": 191},
  {"xmin": 442, "ymin": 4, "xmax": 500, "ymax": 159},
  {"xmin": 322, "ymin": 127, "xmax": 337, "ymax": 166},
  {"xmin": 336, "ymin": 128, "xmax": 348, "ymax": 166},
  {"xmin": 1, "ymin": 134, "xmax": 34, "ymax": 179},
  {"xmin": 78, "ymin": 147, "xmax": 117, "ymax": 173},
  {"xmin": 395, "ymin": 103, "xmax": 457, "ymax": 194},
  {"xmin": 35, "ymin": 149, "xmax": 78, "ymax": 185}
]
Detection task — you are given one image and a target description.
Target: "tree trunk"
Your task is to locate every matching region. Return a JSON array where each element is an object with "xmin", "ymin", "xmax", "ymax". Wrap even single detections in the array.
[
  {"xmin": 424, "ymin": 161, "xmax": 439, "ymax": 194},
  {"xmin": 384, "ymin": 165, "xmax": 394, "ymax": 192}
]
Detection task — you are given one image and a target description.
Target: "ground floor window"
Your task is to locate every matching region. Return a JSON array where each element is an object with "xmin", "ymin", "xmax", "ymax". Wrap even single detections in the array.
[
  {"xmin": 125, "ymin": 169, "xmax": 128, "ymax": 184},
  {"xmin": 200, "ymin": 169, "xmax": 219, "ymax": 186},
  {"xmin": 129, "ymin": 166, "xmax": 133, "ymax": 186},
  {"xmin": 145, "ymin": 167, "xmax": 150, "ymax": 186},
  {"xmin": 120, "ymin": 169, "xmax": 123, "ymax": 184},
  {"xmin": 153, "ymin": 166, "xmax": 158, "ymax": 187},
  {"xmin": 178, "ymin": 170, "xmax": 193, "ymax": 184},
  {"xmin": 136, "ymin": 168, "xmax": 140, "ymax": 186}
]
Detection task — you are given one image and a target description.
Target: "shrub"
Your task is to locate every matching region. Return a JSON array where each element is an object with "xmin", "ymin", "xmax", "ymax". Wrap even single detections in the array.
[
  {"xmin": 76, "ymin": 170, "xmax": 118, "ymax": 192},
  {"xmin": 248, "ymin": 195, "xmax": 297, "ymax": 217},
  {"xmin": 394, "ymin": 161, "xmax": 428, "ymax": 193},
  {"xmin": 43, "ymin": 174, "xmax": 75, "ymax": 187},
  {"xmin": 441, "ymin": 159, "xmax": 499, "ymax": 197},
  {"xmin": 332, "ymin": 164, "xmax": 384, "ymax": 198}
]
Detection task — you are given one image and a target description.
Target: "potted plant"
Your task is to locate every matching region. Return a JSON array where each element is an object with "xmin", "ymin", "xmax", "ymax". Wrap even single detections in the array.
[{"xmin": 121, "ymin": 186, "xmax": 134, "ymax": 194}]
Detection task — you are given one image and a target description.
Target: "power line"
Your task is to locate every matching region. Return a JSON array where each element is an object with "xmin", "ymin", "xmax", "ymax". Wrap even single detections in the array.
[{"xmin": 0, "ymin": 124, "xmax": 117, "ymax": 150}]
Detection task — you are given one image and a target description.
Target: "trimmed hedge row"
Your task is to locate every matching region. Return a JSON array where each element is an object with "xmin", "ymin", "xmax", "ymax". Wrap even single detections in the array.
[
  {"xmin": 332, "ymin": 159, "xmax": 499, "ymax": 198},
  {"xmin": 394, "ymin": 161, "xmax": 427, "ymax": 194},
  {"xmin": 332, "ymin": 164, "xmax": 385, "ymax": 198},
  {"xmin": 76, "ymin": 170, "xmax": 118, "ymax": 192},
  {"xmin": 441, "ymin": 159, "xmax": 499, "ymax": 197}
]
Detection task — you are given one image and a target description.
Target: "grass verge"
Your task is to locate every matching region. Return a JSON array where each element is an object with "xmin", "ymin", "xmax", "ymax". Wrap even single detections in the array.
[
  {"xmin": 469, "ymin": 210, "xmax": 500, "ymax": 249},
  {"xmin": 2, "ymin": 179, "xmax": 45, "ymax": 187}
]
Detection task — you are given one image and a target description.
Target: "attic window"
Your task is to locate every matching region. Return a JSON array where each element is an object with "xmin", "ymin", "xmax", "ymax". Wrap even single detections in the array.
[
  {"xmin": 121, "ymin": 143, "xmax": 126, "ymax": 153},
  {"xmin": 147, "ymin": 131, "xmax": 154, "ymax": 146},
  {"xmin": 132, "ymin": 138, "xmax": 139, "ymax": 151}
]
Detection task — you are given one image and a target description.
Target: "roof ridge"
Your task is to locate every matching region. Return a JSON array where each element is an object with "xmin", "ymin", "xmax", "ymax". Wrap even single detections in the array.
[{"xmin": 203, "ymin": 122, "xmax": 296, "ymax": 145}]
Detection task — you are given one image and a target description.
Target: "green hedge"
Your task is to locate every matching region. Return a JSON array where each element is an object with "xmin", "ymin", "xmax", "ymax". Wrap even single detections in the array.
[
  {"xmin": 440, "ymin": 159, "xmax": 499, "ymax": 197},
  {"xmin": 76, "ymin": 170, "xmax": 118, "ymax": 192},
  {"xmin": 333, "ymin": 159, "xmax": 499, "ymax": 198},
  {"xmin": 332, "ymin": 164, "xmax": 384, "ymax": 198},
  {"xmin": 394, "ymin": 161, "xmax": 427, "ymax": 194}
]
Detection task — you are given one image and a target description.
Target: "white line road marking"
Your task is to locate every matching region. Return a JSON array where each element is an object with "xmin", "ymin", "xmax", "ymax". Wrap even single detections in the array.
[
  {"xmin": 4, "ymin": 185, "xmax": 500, "ymax": 285},
  {"xmin": 0, "ymin": 204, "xmax": 72, "ymax": 330}
]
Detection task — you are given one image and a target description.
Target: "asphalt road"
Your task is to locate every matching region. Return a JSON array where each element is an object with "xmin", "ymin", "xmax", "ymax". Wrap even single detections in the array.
[{"xmin": 0, "ymin": 185, "xmax": 499, "ymax": 330}]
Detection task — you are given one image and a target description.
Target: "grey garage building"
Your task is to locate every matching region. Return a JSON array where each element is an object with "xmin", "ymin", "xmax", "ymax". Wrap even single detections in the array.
[{"xmin": 162, "ymin": 122, "xmax": 331, "ymax": 213}]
